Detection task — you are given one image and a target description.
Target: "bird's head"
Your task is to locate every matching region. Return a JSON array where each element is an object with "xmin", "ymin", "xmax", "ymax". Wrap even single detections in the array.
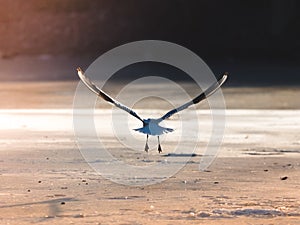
[
  {"xmin": 143, "ymin": 118, "xmax": 159, "ymax": 125},
  {"xmin": 143, "ymin": 118, "xmax": 151, "ymax": 124}
]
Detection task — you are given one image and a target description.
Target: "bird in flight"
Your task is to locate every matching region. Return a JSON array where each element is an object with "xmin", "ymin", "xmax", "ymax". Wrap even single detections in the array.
[{"xmin": 77, "ymin": 68, "xmax": 228, "ymax": 153}]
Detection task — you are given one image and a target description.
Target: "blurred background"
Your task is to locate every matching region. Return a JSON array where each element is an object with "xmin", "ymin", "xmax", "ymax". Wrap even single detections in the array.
[{"xmin": 0, "ymin": 0, "xmax": 299, "ymax": 85}]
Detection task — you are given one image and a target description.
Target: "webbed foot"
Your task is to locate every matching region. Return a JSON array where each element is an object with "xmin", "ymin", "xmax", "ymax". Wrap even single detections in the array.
[
  {"xmin": 145, "ymin": 142, "xmax": 149, "ymax": 152},
  {"xmin": 158, "ymin": 144, "xmax": 162, "ymax": 153}
]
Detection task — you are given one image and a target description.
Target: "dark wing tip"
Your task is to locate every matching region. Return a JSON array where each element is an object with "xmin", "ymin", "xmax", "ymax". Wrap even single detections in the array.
[
  {"xmin": 77, "ymin": 67, "xmax": 85, "ymax": 79},
  {"xmin": 217, "ymin": 72, "xmax": 228, "ymax": 86},
  {"xmin": 218, "ymin": 72, "xmax": 228, "ymax": 81}
]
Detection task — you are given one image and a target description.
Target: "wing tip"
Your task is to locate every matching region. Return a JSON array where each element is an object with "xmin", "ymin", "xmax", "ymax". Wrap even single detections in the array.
[
  {"xmin": 77, "ymin": 67, "xmax": 84, "ymax": 78},
  {"xmin": 219, "ymin": 72, "xmax": 228, "ymax": 85},
  {"xmin": 77, "ymin": 67, "xmax": 82, "ymax": 73},
  {"xmin": 222, "ymin": 72, "xmax": 229, "ymax": 80}
]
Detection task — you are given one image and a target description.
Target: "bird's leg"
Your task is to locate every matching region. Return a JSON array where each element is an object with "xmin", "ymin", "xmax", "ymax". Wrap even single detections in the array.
[
  {"xmin": 144, "ymin": 134, "xmax": 149, "ymax": 152},
  {"xmin": 158, "ymin": 136, "xmax": 162, "ymax": 153}
]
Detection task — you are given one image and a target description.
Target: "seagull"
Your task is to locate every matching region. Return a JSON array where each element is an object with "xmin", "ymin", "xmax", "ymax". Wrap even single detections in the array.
[{"xmin": 77, "ymin": 68, "xmax": 228, "ymax": 153}]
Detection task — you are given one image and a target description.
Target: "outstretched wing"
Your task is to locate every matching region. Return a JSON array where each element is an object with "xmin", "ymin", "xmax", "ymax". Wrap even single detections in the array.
[
  {"xmin": 77, "ymin": 67, "xmax": 144, "ymax": 122},
  {"xmin": 159, "ymin": 73, "xmax": 228, "ymax": 121}
]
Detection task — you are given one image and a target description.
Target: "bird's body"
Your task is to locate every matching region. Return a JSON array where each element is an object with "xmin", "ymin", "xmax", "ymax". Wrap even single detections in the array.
[
  {"xmin": 134, "ymin": 118, "xmax": 174, "ymax": 136},
  {"xmin": 77, "ymin": 67, "xmax": 228, "ymax": 153}
]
